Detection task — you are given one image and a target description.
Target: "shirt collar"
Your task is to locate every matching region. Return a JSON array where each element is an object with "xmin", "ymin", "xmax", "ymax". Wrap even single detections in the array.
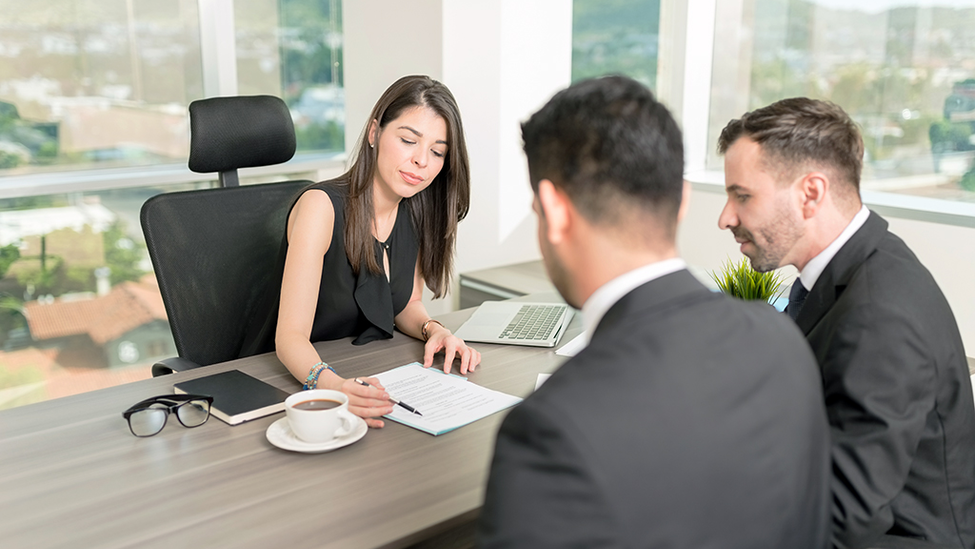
[
  {"xmin": 580, "ymin": 258, "xmax": 687, "ymax": 346},
  {"xmin": 799, "ymin": 205, "xmax": 869, "ymax": 291}
]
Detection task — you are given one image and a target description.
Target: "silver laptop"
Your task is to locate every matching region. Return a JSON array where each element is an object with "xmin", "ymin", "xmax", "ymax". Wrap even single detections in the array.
[{"xmin": 453, "ymin": 301, "xmax": 574, "ymax": 348}]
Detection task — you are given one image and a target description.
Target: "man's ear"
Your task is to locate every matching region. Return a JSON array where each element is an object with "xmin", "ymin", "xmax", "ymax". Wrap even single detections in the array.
[
  {"xmin": 798, "ymin": 172, "xmax": 828, "ymax": 219},
  {"xmin": 677, "ymin": 180, "xmax": 692, "ymax": 223},
  {"xmin": 537, "ymin": 180, "xmax": 571, "ymax": 245},
  {"xmin": 367, "ymin": 119, "xmax": 379, "ymax": 148}
]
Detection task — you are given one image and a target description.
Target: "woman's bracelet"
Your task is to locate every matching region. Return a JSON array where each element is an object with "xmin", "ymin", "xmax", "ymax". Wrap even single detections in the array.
[
  {"xmin": 421, "ymin": 319, "xmax": 445, "ymax": 341},
  {"xmin": 303, "ymin": 361, "xmax": 335, "ymax": 390}
]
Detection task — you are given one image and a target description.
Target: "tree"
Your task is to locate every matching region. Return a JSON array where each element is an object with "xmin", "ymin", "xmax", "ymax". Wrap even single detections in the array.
[
  {"xmin": 103, "ymin": 220, "xmax": 146, "ymax": 285},
  {"xmin": 0, "ymin": 244, "xmax": 25, "ymax": 349},
  {"xmin": 0, "ymin": 244, "xmax": 20, "ymax": 279}
]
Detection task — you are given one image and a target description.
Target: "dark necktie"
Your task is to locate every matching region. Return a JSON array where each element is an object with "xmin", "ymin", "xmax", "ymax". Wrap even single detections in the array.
[{"xmin": 787, "ymin": 280, "xmax": 809, "ymax": 321}]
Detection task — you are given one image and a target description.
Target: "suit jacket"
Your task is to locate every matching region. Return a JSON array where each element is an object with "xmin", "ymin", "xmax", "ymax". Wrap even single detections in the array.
[
  {"xmin": 794, "ymin": 211, "xmax": 975, "ymax": 549},
  {"xmin": 478, "ymin": 269, "xmax": 832, "ymax": 548}
]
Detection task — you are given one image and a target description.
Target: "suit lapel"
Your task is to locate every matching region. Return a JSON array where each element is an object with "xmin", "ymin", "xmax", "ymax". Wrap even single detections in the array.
[
  {"xmin": 796, "ymin": 211, "xmax": 888, "ymax": 335},
  {"xmin": 593, "ymin": 269, "xmax": 711, "ymax": 340}
]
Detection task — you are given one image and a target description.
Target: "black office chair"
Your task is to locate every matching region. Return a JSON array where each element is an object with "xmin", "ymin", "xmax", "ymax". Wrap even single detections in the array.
[{"xmin": 142, "ymin": 95, "xmax": 312, "ymax": 376}]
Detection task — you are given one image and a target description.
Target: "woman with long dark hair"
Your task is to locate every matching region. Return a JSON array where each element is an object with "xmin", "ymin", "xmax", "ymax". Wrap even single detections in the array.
[{"xmin": 253, "ymin": 75, "xmax": 480, "ymax": 428}]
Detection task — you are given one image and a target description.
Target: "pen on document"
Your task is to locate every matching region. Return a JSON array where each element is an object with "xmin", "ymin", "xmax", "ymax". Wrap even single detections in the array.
[{"xmin": 353, "ymin": 378, "xmax": 423, "ymax": 416}]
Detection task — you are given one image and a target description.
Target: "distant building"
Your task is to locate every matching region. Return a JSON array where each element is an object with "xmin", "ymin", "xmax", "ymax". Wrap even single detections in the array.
[
  {"xmin": 0, "ymin": 200, "xmax": 115, "ymax": 247},
  {"xmin": 22, "ymin": 275, "xmax": 175, "ymax": 368},
  {"xmin": 0, "ymin": 200, "xmax": 114, "ymax": 294}
]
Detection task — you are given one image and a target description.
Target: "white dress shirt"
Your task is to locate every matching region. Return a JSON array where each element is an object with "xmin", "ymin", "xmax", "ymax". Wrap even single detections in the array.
[
  {"xmin": 797, "ymin": 205, "xmax": 870, "ymax": 292},
  {"xmin": 580, "ymin": 258, "xmax": 687, "ymax": 347}
]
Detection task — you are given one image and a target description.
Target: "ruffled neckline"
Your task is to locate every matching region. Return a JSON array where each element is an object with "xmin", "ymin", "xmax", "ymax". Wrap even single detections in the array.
[{"xmin": 351, "ymin": 205, "xmax": 404, "ymax": 345}]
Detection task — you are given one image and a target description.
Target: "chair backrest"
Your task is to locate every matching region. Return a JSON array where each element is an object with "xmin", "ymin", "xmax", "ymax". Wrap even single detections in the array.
[
  {"xmin": 142, "ymin": 94, "xmax": 311, "ymax": 369},
  {"xmin": 141, "ymin": 180, "xmax": 308, "ymax": 367}
]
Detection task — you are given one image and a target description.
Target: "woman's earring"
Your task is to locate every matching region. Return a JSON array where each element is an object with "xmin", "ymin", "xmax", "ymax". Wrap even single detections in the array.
[{"xmin": 370, "ymin": 142, "xmax": 374, "ymax": 149}]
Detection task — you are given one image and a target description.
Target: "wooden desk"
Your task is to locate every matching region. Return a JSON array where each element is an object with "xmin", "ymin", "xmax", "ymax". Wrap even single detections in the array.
[{"xmin": 0, "ymin": 302, "xmax": 578, "ymax": 548}]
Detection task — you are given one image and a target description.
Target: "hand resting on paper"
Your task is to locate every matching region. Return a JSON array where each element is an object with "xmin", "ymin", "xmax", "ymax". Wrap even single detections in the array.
[
  {"xmin": 422, "ymin": 323, "xmax": 481, "ymax": 375},
  {"xmin": 338, "ymin": 376, "xmax": 393, "ymax": 429}
]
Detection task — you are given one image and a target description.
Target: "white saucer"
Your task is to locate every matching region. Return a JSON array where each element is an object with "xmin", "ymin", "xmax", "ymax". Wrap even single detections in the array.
[{"xmin": 265, "ymin": 416, "xmax": 367, "ymax": 453}]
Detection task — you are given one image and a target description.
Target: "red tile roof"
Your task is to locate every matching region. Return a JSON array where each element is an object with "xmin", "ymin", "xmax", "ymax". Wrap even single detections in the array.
[
  {"xmin": 24, "ymin": 276, "xmax": 168, "ymax": 345},
  {"xmin": 0, "ymin": 347, "xmax": 59, "ymax": 375},
  {"xmin": 0, "ymin": 347, "xmax": 151, "ymax": 405}
]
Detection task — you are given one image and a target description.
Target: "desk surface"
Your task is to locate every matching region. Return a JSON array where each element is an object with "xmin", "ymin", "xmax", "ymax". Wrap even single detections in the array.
[{"xmin": 0, "ymin": 300, "xmax": 577, "ymax": 549}]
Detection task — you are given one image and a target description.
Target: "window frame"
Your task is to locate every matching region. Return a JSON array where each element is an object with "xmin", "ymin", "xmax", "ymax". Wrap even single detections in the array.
[{"xmin": 0, "ymin": 152, "xmax": 345, "ymax": 199}]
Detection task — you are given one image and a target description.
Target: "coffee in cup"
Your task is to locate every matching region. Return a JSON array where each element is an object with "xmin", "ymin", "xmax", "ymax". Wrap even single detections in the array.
[
  {"xmin": 285, "ymin": 389, "xmax": 357, "ymax": 443},
  {"xmin": 292, "ymin": 399, "xmax": 342, "ymax": 411}
]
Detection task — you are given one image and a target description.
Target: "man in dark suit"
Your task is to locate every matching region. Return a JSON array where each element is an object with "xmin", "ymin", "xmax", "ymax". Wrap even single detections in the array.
[
  {"xmin": 478, "ymin": 76, "xmax": 831, "ymax": 548},
  {"xmin": 718, "ymin": 97, "xmax": 975, "ymax": 549}
]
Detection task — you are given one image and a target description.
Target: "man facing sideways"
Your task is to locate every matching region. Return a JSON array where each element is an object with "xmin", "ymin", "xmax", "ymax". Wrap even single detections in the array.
[
  {"xmin": 477, "ymin": 76, "xmax": 831, "ymax": 548},
  {"xmin": 718, "ymin": 97, "xmax": 975, "ymax": 549}
]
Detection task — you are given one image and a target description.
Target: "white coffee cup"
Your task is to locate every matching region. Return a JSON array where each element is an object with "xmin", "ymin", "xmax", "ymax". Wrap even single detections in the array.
[{"xmin": 285, "ymin": 389, "xmax": 357, "ymax": 444}]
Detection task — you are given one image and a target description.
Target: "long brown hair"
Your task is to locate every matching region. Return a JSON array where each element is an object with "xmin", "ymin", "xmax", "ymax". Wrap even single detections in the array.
[{"xmin": 340, "ymin": 75, "xmax": 470, "ymax": 298}]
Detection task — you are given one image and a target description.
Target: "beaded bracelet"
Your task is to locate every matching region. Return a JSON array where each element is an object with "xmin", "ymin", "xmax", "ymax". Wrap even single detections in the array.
[{"xmin": 302, "ymin": 361, "xmax": 335, "ymax": 390}]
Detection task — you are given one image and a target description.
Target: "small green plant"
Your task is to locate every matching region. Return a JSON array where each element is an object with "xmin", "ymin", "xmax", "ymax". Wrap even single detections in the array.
[{"xmin": 709, "ymin": 257, "xmax": 785, "ymax": 303}]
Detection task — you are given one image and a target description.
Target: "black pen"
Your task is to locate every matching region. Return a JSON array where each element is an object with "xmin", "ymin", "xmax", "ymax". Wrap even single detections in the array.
[{"xmin": 353, "ymin": 378, "xmax": 423, "ymax": 416}]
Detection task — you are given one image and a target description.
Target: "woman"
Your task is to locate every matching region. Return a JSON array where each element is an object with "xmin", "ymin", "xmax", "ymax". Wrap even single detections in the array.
[{"xmin": 257, "ymin": 75, "xmax": 480, "ymax": 428}]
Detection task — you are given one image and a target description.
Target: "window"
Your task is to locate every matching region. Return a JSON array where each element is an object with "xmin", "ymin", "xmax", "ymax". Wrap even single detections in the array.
[
  {"xmin": 235, "ymin": 0, "xmax": 344, "ymax": 154},
  {"xmin": 0, "ymin": 0, "xmax": 203, "ymax": 175},
  {"xmin": 707, "ymin": 0, "xmax": 975, "ymax": 203},
  {"xmin": 0, "ymin": 0, "xmax": 342, "ymax": 410},
  {"xmin": 572, "ymin": 0, "xmax": 661, "ymax": 90},
  {"xmin": 0, "ymin": 185, "xmax": 197, "ymax": 409}
]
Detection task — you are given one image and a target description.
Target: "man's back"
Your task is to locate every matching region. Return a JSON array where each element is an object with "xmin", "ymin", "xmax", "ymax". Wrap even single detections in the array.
[
  {"xmin": 479, "ymin": 270, "xmax": 831, "ymax": 548},
  {"xmin": 795, "ymin": 213, "xmax": 975, "ymax": 548}
]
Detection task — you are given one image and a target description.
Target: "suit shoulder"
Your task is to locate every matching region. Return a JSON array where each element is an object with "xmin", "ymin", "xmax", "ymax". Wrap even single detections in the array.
[
  {"xmin": 699, "ymin": 291, "xmax": 814, "ymax": 353},
  {"xmin": 846, "ymin": 232, "xmax": 948, "ymax": 311},
  {"xmin": 569, "ymin": 291, "xmax": 819, "ymax": 397}
]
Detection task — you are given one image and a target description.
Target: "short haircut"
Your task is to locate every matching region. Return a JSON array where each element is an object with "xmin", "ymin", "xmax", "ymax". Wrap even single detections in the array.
[
  {"xmin": 521, "ymin": 76, "xmax": 684, "ymax": 237},
  {"xmin": 718, "ymin": 97, "xmax": 864, "ymax": 192}
]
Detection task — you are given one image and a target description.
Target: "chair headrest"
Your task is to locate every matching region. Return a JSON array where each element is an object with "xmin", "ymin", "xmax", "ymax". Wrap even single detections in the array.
[{"xmin": 188, "ymin": 95, "xmax": 297, "ymax": 174}]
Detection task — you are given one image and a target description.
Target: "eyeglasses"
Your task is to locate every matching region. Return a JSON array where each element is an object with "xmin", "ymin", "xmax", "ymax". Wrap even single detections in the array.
[{"xmin": 122, "ymin": 394, "xmax": 214, "ymax": 437}]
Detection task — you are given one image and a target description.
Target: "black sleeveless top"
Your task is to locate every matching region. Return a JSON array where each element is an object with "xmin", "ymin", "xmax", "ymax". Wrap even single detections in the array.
[{"xmin": 240, "ymin": 181, "xmax": 418, "ymax": 356}]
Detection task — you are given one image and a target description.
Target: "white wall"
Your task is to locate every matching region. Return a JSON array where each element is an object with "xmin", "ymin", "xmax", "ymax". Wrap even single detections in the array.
[
  {"xmin": 342, "ymin": 0, "xmax": 445, "ymax": 155},
  {"xmin": 444, "ymin": 0, "xmax": 572, "ymax": 277}
]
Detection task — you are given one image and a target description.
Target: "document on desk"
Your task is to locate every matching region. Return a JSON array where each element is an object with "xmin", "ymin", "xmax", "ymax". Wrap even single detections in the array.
[{"xmin": 372, "ymin": 362, "xmax": 522, "ymax": 435}]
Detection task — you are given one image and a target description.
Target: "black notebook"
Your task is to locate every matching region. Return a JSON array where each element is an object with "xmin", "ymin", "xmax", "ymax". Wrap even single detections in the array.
[{"xmin": 173, "ymin": 370, "xmax": 290, "ymax": 426}]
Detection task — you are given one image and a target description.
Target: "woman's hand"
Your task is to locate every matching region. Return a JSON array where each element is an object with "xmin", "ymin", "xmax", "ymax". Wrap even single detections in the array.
[
  {"xmin": 423, "ymin": 324, "xmax": 481, "ymax": 375},
  {"xmin": 339, "ymin": 376, "xmax": 393, "ymax": 428}
]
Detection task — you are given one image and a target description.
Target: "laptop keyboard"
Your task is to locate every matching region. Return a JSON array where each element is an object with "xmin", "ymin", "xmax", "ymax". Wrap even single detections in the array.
[{"xmin": 500, "ymin": 305, "xmax": 565, "ymax": 340}]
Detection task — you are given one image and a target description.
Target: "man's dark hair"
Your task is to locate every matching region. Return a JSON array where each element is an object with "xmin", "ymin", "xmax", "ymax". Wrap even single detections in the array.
[
  {"xmin": 522, "ymin": 76, "xmax": 684, "ymax": 236},
  {"xmin": 718, "ymin": 97, "xmax": 864, "ymax": 192}
]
